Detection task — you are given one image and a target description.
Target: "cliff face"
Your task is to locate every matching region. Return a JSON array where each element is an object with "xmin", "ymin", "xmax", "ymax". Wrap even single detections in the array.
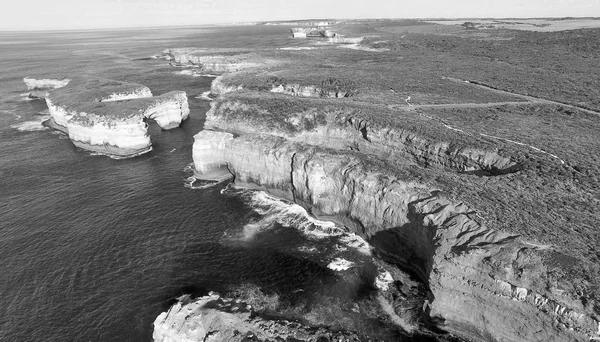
[
  {"xmin": 164, "ymin": 49, "xmax": 266, "ymax": 74},
  {"xmin": 160, "ymin": 26, "xmax": 600, "ymax": 340},
  {"xmin": 202, "ymin": 93, "xmax": 518, "ymax": 175},
  {"xmin": 193, "ymin": 130, "xmax": 597, "ymax": 341},
  {"xmin": 142, "ymin": 91, "xmax": 190, "ymax": 129},
  {"xmin": 34, "ymin": 77, "xmax": 189, "ymax": 158},
  {"xmin": 186, "ymin": 71, "xmax": 600, "ymax": 340}
]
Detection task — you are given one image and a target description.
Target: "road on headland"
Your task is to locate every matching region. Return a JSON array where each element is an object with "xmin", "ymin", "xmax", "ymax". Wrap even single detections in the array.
[
  {"xmin": 444, "ymin": 77, "xmax": 600, "ymax": 116},
  {"xmin": 389, "ymin": 100, "xmax": 532, "ymax": 111},
  {"xmin": 388, "ymin": 77, "xmax": 600, "ymax": 117},
  {"xmin": 385, "ymin": 77, "xmax": 580, "ymax": 165}
]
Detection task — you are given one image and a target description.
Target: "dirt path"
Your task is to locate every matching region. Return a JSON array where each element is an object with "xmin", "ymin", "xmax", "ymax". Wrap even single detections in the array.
[
  {"xmin": 389, "ymin": 77, "xmax": 600, "ymax": 117},
  {"xmin": 443, "ymin": 77, "xmax": 600, "ymax": 116},
  {"xmin": 390, "ymin": 100, "xmax": 531, "ymax": 111}
]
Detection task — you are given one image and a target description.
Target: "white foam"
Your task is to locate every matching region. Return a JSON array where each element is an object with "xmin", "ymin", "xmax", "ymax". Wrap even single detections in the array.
[
  {"xmin": 240, "ymin": 191, "xmax": 372, "ymax": 255},
  {"xmin": 23, "ymin": 77, "xmax": 70, "ymax": 90},
  {"xmin": 339, "ymin": 44, "xmax": 389, "ymax": 52},
  {"xmin": 249, "ymin": 191, "xmax": 343, "ymax": 237},
  {"xmin": 196, "ymin": 91, "xmax": 213, "ymax": 101},
  {"xmin": 177, "ymin": 69, "xmax": 203, "ymax": 77},
  {"xmin": 335, "ymin": 244, "xmax": 348, "ymax": 252},
  {"xmin": 51, "ymin": 130, "xmax": 69, "ymax": 139},
  {"xmin": 297, "ymin": 246, "xmax": 318, "ymax": 253},
  {"xmin": 11, "ymin": 116, "xmax": 50, "ymax": 132},
  {"xmin": 375, "ymin": 271, "xmax": 394, "ymax": 291},
  {"xmin": 89, "ymin": 146, "xmax": 153, "ymax": 159},
  {"xmin": 339, "ymin": 234, "xmax": 371, "ymax": 255},
  {"xmin": 327, "ymin": 258, "xmax": 354, "ymax": 271},
  {"xmin": 279, "ymin": 47, "xmax": 318, "ymax": 50},
  {"xmin": 183, "ymin": 176, "xmax": 221, "ymax": 190}
]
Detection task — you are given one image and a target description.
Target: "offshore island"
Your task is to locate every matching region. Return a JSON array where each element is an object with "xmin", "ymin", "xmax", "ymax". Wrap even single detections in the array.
[{"xmin": 27, "ymin": 18, "xmax": 600, "ymax": 341}]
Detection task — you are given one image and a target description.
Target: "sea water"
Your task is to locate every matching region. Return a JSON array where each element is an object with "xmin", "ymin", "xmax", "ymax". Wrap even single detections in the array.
[{"xmin": 0, "ymin": 26, "xmax": 412, "ymax": 341}]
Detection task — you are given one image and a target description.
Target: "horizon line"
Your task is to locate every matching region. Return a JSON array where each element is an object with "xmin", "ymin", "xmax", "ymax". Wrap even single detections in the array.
[{"xmin": 1, "ymin": 15, "xmax": 599, "ymax": 33}]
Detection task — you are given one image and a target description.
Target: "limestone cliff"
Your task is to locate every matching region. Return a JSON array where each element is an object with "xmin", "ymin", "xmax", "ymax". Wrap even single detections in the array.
[
  {"xmin": 192, "ymin": 129, "xmax": 597, "ymax": 341},
  {"xmin": 202, "ymin": 93, "xmax": 518, "ymax": 175},
  {"xmin": 34, "ymin": 77, "xmax": 189, "ymax": 158},
  {"xmin": 165, "ymin": 35, "xmax": 600, "ymax": 341},
  {"xmin": 164, "ymin": 49, "xmax": 267, "ymax": 74},
  {"xmin": 188, "ymin": 82, "xmax": 599, "ymax": 341}
]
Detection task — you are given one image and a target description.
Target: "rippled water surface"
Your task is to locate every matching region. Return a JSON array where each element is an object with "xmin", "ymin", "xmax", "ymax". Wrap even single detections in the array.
[{"xmin": 0, "ymin": 27, "xmax": 391, "ymax": 341}]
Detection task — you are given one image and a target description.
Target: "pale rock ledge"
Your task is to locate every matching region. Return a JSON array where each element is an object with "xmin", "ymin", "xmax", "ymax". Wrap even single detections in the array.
[{"xmin": 31, "ymin": 77, "xmax": 190, "ymax": 158}]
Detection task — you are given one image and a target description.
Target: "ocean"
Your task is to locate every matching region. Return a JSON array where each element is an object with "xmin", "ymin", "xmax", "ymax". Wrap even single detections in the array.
[{"xmin": 0, "ymin": 26, "xmax": 401, "ymax": 341}]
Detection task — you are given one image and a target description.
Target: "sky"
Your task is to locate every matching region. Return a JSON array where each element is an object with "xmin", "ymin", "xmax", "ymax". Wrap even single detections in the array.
[{"xmin": 1, "ymin": 0, "xmax": 599, "ymax": 30}]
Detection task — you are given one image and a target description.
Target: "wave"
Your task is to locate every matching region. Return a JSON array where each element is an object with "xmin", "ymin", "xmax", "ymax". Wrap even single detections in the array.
[
  {"xmin": 249, "ymin": 191, "xmax": 343, "ymax": 237},
  {"xmin": 195, "ymin": 91, "xmax": 213, "ymax": 101},
  {"xmin": 182, "ymin": 163, "xmax": 225, "ymax": 190},
  {"xmin": 183, "ymin": 176, "xmax": 221, "ymax": 190},
  {"xmin": 88, "ymin": 147, "xmax": 153, "ymax": 160},
  {"xmin": 11, "ymin": 116, "xmax": 51, "ymax": 132},
  {"xmin": 227, "ymin": 189, "xmax": 372, "ymax": 255},
  {"xmin": 50, "ymin": 130, "xmax": 69, "ymax": 139},
  {"xmin": 279, "ymin": 47, "xmax": 318, "ymax": 50},
  {"xmin": 176, "ymin": 69, "xmax": 200, "ymax": 77},
  {"xmin": 327, "ymin": 257, "xmax": 355, "ymax": 271}
]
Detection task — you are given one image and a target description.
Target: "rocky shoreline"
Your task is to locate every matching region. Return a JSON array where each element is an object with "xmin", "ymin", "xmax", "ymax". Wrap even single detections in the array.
[
  {"xmin": 25, "ymin": 76, "xmax": 189, "ymax": 158},
  {"xmin": 22, "ymin": 20, "xmax": 600, "ymax": 341},
  {"xmin": 163, "ymin": 23, "xmax": 600, "ymax": 341}
]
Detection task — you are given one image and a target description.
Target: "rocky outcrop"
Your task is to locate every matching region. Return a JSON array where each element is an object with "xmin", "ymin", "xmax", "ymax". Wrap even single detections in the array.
[
  {"xmin": 187, "ymin": 86, "xmax": 599, "ymax": 341},
  {"xmin": 143, "ymin": 91, "xmax": 190, "ymax": 129},
  {"xmin": 23, "ymin": 77, "xmax": 70, "ymax": 90},
  {"xmin": 153, "ymin": 293, "xmax": 364, "ymax": 342},
  {"xmin": 164, "ymin": 49, "xmax": 264, "ymax": 74},
  {"xmin": 192, "ymin": 130, "xmax": 598, "ymax": 341},
  {"xmin": 23, "ymin": 77, "xmax": 70, "ymax": 99},
  {"xmin": 210, "ymin": 75, "xmax": 244, "ymax": 96},
  {"xmin": 201, "ymin": 93, "xmax": 518, "ymax": 175},
  {"xmin": 168, "ymin": 41, "xmax": 599, "ymax": 341},
  {"xmin": 38, "ymin": 77, "xmax": 189, "ymax": 158},
  {"xmin": 291, "ymin": 27, "xmax": 335, "ymax": 38},
  {"xmin": 270, "ymin": 83, "xmax": 321, "ymax": 97}
]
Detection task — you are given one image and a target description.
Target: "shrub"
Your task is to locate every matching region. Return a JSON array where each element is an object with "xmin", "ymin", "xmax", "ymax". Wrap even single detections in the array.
[{"xmin": 320, "ymin": 77, "xmax": 359, "ymax": 98}]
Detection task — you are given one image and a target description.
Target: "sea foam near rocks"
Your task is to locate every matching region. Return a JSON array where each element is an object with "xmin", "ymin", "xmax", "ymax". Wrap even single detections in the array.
[
  {"xmin": 327, "ymin": 258, "xmax": 355, "ymax": 271},
  {"xmin": 11, "ymin": 115, "xmax": 51, "ymax": 132},
  {"xmin": 196, "ymin": 91, "xmax": 213, "ymax": 101},
  {"xmin": 231, "ymin": 190, "xmax": 371, "ymax": 255}
]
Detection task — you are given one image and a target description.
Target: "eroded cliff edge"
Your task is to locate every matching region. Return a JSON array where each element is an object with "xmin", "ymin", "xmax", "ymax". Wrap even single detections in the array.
[
  {"xmin": 161, "ymin": 24, "xmax": 600, "ymax": 342},
  {"xmin": 25, "ymin": 77, "xmax": 190, "ymax": 158}
]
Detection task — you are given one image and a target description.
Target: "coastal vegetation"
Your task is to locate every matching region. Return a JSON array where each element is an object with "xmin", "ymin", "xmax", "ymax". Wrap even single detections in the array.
[{"xmin": 158, "ymin": 18, "xmax": 600, "ymax": 341}]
